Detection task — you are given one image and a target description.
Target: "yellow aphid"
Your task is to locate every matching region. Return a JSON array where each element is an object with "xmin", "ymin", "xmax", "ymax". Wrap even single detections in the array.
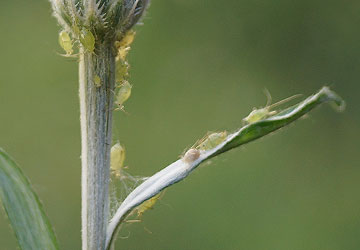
[
  {"xmin": 110, "ymin": 143, "xmax": 125, "ymax": 177},
  {"xmin": 117, "ymin": 47, "xmax": 131, "ymax": 61},
  {"xmin": 137, "ymin": 192, "xmax": 162, "ymax": 217},
  {"xmin": 242, "ymin": 108, "xmax": 276, "ymax": 124},
  {"xmin": 242, "ymin": 90, "xmax": 302, "ymax": 125},
  {"xmin": 115, "ymin": 30, "xmax": 136, "ymax": 61},
  {"xmin": 80, "ymin": 28, "xmax": 95, "ymax": 53},
  {"xmin": 115, "ymin": 81, "xmax": 132, "ymax": 110},
  {"xmin": 196, "ymin": 131, "xmax": 227, "ymax": 151},
  {"xmin": 119, "ymin": 30, "xmax": 136, "ymax": 48},
  {"xmin": 72, "ymin": 25, "xmax": 81, "ymax": 36},
  {"xmin": 58, "ymin": 30, "xmax": 73, "ymax": 55},
  {"xmin": 183, "ymin": 148, "xmax": 200, "ymax": 163},
  {"xmin": 94, "ymin": 75, "xmax": 101, "ymax": 87}
]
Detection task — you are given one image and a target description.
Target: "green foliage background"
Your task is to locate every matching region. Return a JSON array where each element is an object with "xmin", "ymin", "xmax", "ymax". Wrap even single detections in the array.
[{"xmin": 0, "ymin": 0, "xmax": 359, "ymax": 249}]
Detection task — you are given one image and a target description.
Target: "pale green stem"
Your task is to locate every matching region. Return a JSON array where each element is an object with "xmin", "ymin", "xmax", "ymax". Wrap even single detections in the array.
[{"xmin": 79, "ymin": 43, "xmax": 116, "ymax": 250}]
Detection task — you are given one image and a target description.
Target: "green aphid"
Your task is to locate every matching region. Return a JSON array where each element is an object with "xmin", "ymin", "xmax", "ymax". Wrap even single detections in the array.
[
  {"xmin": 115, "ymin": 60, "xmax": 129, "ymax": 82},
  {"xmin": 115, "ymin": 81, "xmax": 132, "ymax": 110},
  {"xmin": 196, "ymin": 131, "xmax": 228, "ymax": 151},
  {"xmin": 94, "ymin": 75, "xmax": 101, "ymax": 87},
  {"xmin": 110, "ymin": 143, "xmax": 125, "ymax": 177},
  {"xmin": 72, "ymin": 25, "xmax": 81, "ymax": 37},
  {"xmin": 137, "ymin": 192, "xmax": 162, "ymax": 217},
  {"xmin": 58, "ymin": 30, "xmax": 73, "ymax": 55},
  {"xmin": 242, "ymin": 90, "xmax": 302, "ymax": 125},
  {"xmin": 80, "ymin": 28, "xmax": 95, "ymax": 53}
]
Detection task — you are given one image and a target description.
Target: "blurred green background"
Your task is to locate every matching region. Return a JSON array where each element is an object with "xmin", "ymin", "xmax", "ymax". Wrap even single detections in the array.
[{"xmin": 1, "ymin": 0, "xmax": 359, "ymax": 249}]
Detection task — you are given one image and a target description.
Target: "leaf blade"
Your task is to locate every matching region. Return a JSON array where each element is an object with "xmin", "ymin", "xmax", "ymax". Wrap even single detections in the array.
[
  {"xmin": 0, "ymin": 149, "xmax": 59, "ymax": 250},
  {"xmin": 216, "ymin": 86, "xmax": 345, "ymax": 155},
  {"xmin": 106, "ymin": 86, "xmax": 345, "ymax": 248}
]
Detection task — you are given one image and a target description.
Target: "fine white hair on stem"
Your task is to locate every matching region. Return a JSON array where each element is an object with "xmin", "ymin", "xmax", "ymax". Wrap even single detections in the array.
[
  {"xmin": 105, "ymin": 86, "xmax": 345, "ymax": 249},
  {"xmin": 49, "ymin": 0, "xmax": 71, "ymax": 30},
  {"xmin": 128, "ymin": 0, "xmax": 140, "ymax": 19},
  {"xmin": 68, "ymin": 0, "xmax": 82, "ymax": 24}
]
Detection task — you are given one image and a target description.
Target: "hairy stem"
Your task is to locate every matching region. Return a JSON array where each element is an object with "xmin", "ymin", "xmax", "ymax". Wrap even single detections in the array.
[{"xmin": 79, "ymin": 43, "xmax": 116, "ymax": 250}]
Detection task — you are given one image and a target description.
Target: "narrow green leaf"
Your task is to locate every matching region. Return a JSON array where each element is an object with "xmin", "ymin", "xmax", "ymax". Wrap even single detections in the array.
[
  {"xmin": 107, "ymin": 86, "xmax": 345, "ymax": 248},
  {"xmin": 0, "ymin": 149, "xmax": 59, "ymax": 250},
  {"xmin": 215, "ymin": 86, "xmax": 345, "ymax": 156}
]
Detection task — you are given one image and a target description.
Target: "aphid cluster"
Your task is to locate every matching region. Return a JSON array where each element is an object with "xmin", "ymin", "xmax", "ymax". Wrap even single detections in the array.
[
  {"xmin": 242, "ymin": 90, "xmax": 301, "ymax": 125},
  {"xmin": 115, "ymin": 30, "xmax": 136, "ymax": 62},
  {"xmin": 114, "ymin": 30, "xmax": 136, "ymax": 111},
  {"xmin": 182, "ymin": 131, "xmax": 228, "ymax": 163},
  {"xmin": 58, "ymin": 28, "xmax": 96, "ymax": 57}
]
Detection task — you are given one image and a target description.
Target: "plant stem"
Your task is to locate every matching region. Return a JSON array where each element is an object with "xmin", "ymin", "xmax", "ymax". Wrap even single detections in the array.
[{"xmin": 79, "ymin": 43, "xmax": 116, "ymax": 250}]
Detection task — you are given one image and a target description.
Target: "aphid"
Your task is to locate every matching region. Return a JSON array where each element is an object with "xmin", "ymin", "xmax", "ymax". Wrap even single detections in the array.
[
  {"xmin": 94, "ymin": 75, "xmax": 101, "ymax": 87},
  {"xmin": 80, "ymin": 28, "xmax": 95, "ymax": 53},
  {"xmin": 72, "ymin": 24, "xmax": 81, "ymax": 37},
  {"xmin": 110, "ymin": 143, "xmax": 125, "ymax": 177},
  {"xmin": 115, "ymin": 30, "xmax": 136, "ymax": 61},
  {"xmin": 242, "ymin": 90, "xmax": 302, "ymax": 125},
  {"xmin": 115, "ymin": 60, "xmax": 129, "ymax": 83},
  {"xmin": 115, "ymin": 81, "xmax": 132, "ymax": 111},
  {"xmin": 117, "ymin": 47, "xmax": 131, "ymax": 61},
  {"xmin": 183, "ymin": 148, "xmax": 200, "ymax": 163},
  {"xmin": 58, "ymin": 30, "xmax": 73, "ymax": 55},
  {"xmin": 119, "ymin": 30, "xmax": 136, "ymax": 48},
  {"xmin": 137, "ymin": 192, "xmax": 162, "ymax": 217},
  {"xmin": 196, "ymin": 131, "xmax": 228, "ymax": 151}
]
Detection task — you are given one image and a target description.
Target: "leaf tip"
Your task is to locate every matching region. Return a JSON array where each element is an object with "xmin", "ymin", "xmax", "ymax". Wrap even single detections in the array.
[{"xmin": 320, "ymin": 86, "xmax": 346, "ymax": 112}]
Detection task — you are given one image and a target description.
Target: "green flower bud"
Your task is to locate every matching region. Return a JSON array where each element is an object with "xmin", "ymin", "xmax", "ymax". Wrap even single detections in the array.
[{"xmin": 49, "ymin": 0, "xmax": 150, "ymax": 44}]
